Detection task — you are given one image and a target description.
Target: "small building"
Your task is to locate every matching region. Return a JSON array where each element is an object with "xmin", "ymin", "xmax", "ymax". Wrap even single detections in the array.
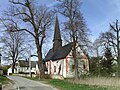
[
  {"xmin": 7, "ymin": 63, "xmax": 19, "ymax": 75},
  {"xmin": 7, "ymin": 60, "xmax": 38, "ymax": 75},
  {"xmin": 7, "ymin": 67, "xmax": 14, "ymax": 75},
  {"xmin": 17, "ymin": 60, "xmax": 37, "ymax": 74},
  {"xmin": 44, "ymin": 16, "xmax": 89, "ymax": 78}
]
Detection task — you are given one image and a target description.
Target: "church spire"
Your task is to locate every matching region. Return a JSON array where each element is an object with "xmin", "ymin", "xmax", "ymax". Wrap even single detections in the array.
[
  {"xmin": 53, "ymin": 16, "xmax": 62, "ymax": 52},
  {"xmin": 53, "ymin": 16, "xmax": 62, "ymax": 41}
]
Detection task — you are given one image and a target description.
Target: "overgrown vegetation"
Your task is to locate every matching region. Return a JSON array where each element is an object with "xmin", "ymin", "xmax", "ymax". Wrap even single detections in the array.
[
  {"xmin": 0, "ymin": 76, "xmax": 10, "ymax": 84},
  {"xmin": 22, "ymin": 76, "xmax": 120, "ymax": 90},
  {"xmin": 47, "ymin": 79, "xmax": 112, "ymax": 90},
  {"xmin": 89, "ymin": 47, "xmax": 116, "ymax": 77},
  {"xmin": 93, "ymin": 20, "xmax": 120, "ymax": 77},
  {"xmin": 100, "ymin": 47, "xmax": 114, "ymax": 76}
]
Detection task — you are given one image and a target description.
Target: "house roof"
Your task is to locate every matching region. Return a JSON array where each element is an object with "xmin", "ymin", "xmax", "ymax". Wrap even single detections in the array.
[
  {"xmin": 44, "ymin": 42, "xmax": 74, "ymax": 62},
  {"xmin": 19, "ymin": 60, "xmax": 36, "ymax": 68},
  {"xmin": 19, "ymin": 60, "xmax": 29, "ymax": 67}
]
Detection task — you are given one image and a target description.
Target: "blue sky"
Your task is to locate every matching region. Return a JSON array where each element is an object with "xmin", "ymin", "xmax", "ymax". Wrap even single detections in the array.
[
  {"xmin": 81, "ymin": 0, "xmax": 120, "ymax": 41},
  {"xmin": 0, "ymin": 0, "xmax": 120, "ymax": 41},
  {"xmin": 0, "ymin": 0, "xmax": 120, "ymax": 63}
]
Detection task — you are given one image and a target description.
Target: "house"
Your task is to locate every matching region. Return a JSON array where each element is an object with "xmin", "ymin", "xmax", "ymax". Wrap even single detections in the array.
[
  {"xmin": 7, "ymin": 60, "xmax": 39, "ymax": 75},
  {"xmin": 17, "ymin": 60, "xmax": 38, "ymax": 74},
  {"xmin": 7, "ymin": 64, "xmax": 18, "ymax": 75},
  {"xmin": 44, "ymin": 16, "xmax": 89, "ymax": 78},
  {"xmin": 7, "ymin": 66, "xmax": 16, "ymax": 75}
]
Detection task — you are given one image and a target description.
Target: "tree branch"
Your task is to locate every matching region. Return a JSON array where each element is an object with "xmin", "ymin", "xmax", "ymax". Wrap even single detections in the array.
[{"xmin": 9, "ymin": 0, "xmax": 27, "ymax": 7}]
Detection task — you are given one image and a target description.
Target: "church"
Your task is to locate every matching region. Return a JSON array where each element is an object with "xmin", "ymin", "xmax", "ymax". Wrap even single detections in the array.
[{"xmin": 44, "ymin": 16, "xmax": 89, "ymax": 78}]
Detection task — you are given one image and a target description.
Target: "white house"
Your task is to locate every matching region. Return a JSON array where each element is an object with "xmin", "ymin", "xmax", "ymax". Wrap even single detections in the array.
[
  {"xmin": 7, "ymin": 60, "xmax": 39, "ymax": 75},
  {"xmin": 7, "ymin": 65, "xmax": 18, "ymax": 75},
  {"xmin": 44, "ymin": 16, "xmax": 89, "ymax": 78},
  {"xmin": 17, "ymin": 60, "xmax": 38, "ymax": 74}
]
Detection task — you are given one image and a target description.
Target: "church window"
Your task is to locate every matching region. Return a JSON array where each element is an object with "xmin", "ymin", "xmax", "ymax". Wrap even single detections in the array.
[{"xmin": 54, "ymin": 66, "xmax": 56, "ymax": 72}]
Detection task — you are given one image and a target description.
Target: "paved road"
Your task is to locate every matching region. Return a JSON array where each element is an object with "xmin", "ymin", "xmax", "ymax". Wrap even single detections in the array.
[{"xmin": 8, "ymin": 76, "xmax": 57, "ymax": 90}]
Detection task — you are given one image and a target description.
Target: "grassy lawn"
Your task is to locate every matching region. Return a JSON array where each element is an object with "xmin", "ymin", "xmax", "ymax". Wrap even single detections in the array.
[
  {"xmin": 0, "ymin": 75, "xmax": 10, "ymax": 84},
  {"xmin": 47, "ymin": 79, "xmax": 110, "ymax": 90},
  {"xmin": 22, "ymin": 76, "xmax": 119, "ymax": 90}
]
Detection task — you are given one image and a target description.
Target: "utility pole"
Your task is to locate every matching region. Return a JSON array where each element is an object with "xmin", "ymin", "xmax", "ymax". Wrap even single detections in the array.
[
  {"xmin": 0, "ymin": 53, "xmax": 1, "ymax": 67},
  {"xmin": 29, "ymin": 46, "xmax": 31, "ymax": 78},
  {"xmin": 0, "ymin": 47, "xmax": 2, "ymax": 67}
]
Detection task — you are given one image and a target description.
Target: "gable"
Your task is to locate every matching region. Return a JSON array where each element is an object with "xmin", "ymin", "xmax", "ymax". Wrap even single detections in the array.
[
  {"xmin": 44, "ymin": 42, "xmax": 74, "ymax": 62},
  {"xmin": 44, "ymin": 42, "xmax": 88, "ymax": 62}
]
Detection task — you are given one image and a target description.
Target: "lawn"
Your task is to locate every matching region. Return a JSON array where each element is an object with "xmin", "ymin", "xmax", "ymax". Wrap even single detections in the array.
[
  {"xmin": 47, "ymin": 79, "xmax": 110, "ymax": 90},
  {"xmin": 0, "ymin": 76, "xmax": 10, "ymax": 84},
  {"xmin": 22, "ymin": 76, "xmax": 120, "ymax": 90}
]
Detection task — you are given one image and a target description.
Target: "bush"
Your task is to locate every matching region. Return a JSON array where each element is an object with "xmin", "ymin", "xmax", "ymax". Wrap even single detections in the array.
[{"xmin": 2, "ymin": 66, "xmax": 9, "ymax": 75}]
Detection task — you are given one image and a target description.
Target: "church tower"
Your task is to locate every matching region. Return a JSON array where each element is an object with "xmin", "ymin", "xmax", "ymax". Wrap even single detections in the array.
[{"xmin": 53, "ymin": 16, "xmax": 62, "ymax": 52}]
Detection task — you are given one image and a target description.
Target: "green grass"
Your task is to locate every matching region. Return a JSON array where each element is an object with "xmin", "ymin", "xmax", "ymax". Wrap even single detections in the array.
[
  {"xmin": 47, "ymin": 79, "xmax": 113, "ymax": 90},
  {"xmin": 0, "ymin": 76, "xmax": 10, "ymax": 84},
  {"xmin": 22, "ymin": 76, "xmax": 119, "ymax": 90}
]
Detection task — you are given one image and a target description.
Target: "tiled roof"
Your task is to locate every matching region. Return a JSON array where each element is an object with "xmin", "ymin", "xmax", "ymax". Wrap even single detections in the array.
[
  {"xmin": 44, "ymin": 42, "xmax": 74, "ymax": 61},
  {"xmin": 19, "ymin": 60, "xmax": 36, "ymax": 68}
]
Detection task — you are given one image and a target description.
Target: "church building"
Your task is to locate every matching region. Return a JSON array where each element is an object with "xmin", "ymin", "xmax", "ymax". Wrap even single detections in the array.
[{"xmin": 44, "ymin": 16, "xmax": 89, "ymax": 78}]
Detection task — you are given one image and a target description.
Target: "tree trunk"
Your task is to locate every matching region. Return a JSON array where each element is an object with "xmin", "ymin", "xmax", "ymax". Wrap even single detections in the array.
[
  {"xmin": 35, "ymin": 35, "xmax": 44, "ymax": 79},
  {"xmin": 12, "ymin": 62, "xmax": 15, "ymax": 73},
  {"xmin": 117, "ymin": 30, "xmax": 120, "ymax": 77},
  {"xmin": 74, "ymin": 46, "xmax": 78, "ymax": 80},
  {"xmin": 37, "ymin": 48, "xmax": 44, "ymax": 79},
  {"xmin": 73, "ymin": 36, "xmax": 78, "ymax": 80}
]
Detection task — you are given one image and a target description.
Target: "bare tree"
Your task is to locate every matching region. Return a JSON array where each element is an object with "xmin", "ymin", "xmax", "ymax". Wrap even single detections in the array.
[
  {"xmin": 94, "ymin": 31, "xmax": 117, "ymax": 57},
  {"xmin": 2, "ymin": 0, "xmax": 54, "ymax": 78},
  {"xmin": 110, "ymin": 20, "xmax": 120, "ymax": 77},
  {"xmin": 95, "ymin": 20, "xmax": 120, "ymax": 76},
  {"xmin": 1, "ymin": 28, "xmax": 25, "ymax": 73},
  {"xmin": 93, "ymin": 38, "xmax": 102, "ymax": 57},
  {"xmin": 55, "ymin": 0, "xmax": 90, "ymax": 79}
]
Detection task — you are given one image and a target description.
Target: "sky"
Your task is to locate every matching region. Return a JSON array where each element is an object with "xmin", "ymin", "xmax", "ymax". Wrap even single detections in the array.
[
  {"xmin": 0, "ymin": 0, "xmax": 120, "ymax": 60},
  {"xmin": 0, "ymin": 0, "xmax": 120, "ymax": 41},
  {"xmin": 81, "ymin": 0, "xmax": 120, "ymax": 41}
]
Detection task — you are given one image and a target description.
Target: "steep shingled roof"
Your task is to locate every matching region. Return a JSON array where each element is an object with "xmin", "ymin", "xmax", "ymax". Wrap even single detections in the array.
[
  {"xmin": 53, "ymin": 16, "xmax": 62, "ymax": 52},
  {"xmin": 44, "ymin": 42, "xmax": 74, "ymax": 62},
  {"xmin": 53, "ymin": 16, "xmax": 62, "ymax": 41}
]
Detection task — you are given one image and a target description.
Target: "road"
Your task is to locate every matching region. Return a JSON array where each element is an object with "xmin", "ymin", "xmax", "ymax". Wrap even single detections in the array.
[{"xmin": 7, "ymin": 76, "xmax": 57, "ymax": 90}]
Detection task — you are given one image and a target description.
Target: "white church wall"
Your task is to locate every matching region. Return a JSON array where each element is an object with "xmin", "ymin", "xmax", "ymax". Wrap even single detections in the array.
[{"xmin": 62, "ymin": 58, "xmax": 66, "ymax": 77}]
